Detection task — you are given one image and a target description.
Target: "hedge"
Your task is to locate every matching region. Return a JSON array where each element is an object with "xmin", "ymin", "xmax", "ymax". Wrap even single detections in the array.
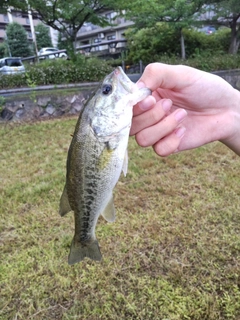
[
  {"xmin": 0, "ymin": 53, "xmax": 240, "ymax": 90},
  {"xmin": 0, "ymin": 56, "xmax": 113, "ymax": 89}
]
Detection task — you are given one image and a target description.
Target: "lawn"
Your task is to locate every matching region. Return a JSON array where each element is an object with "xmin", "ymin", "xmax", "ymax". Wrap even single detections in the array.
[{"xmin": 1, "ymin": 117, "xmax": 240, "ymax": 320}]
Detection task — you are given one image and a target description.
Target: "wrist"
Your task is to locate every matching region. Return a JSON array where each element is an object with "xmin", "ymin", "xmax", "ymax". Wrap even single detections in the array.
[{"xmin": 220, "ymin": 89, "xmax": 240, "ymax": 155}]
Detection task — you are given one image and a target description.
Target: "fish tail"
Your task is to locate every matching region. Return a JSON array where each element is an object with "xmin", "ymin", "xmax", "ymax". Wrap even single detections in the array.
[{"xmin": 68, "ymin": 239, "xmax": 102, "ymax": 265}]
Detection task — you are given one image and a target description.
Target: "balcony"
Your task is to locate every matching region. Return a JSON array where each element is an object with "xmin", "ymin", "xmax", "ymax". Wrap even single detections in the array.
[{"xmin": 77, "ymin": 19, "xmax": 134, "ymax": 40}]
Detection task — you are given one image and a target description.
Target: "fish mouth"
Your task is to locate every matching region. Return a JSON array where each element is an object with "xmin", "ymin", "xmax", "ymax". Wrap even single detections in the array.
[{"xmin": 114, "ymin": 66, "xmax": 134, "ymax": 93}]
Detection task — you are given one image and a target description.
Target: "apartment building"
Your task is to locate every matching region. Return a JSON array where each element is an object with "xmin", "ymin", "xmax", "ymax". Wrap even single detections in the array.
[
  {"xmin": 76, "ymin": 11, "xmax": 134, "ymax": 58},
  {"xmin": 0, "ymin": 9, "xmax": 58, "ymax": 48},
  {"xmin": 0, "ymin": 8, "xmax": 132, "ymax": 58}
]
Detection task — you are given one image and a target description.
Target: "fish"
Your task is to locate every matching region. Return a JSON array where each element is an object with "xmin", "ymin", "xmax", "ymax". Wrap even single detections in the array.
[{"xmin": 59, "ymin": 66, "xmax": 151, "ymax": 265}]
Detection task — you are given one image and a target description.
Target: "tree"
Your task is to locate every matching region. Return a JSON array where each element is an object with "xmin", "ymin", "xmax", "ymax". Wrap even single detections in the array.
[
  {"xmin": 35, "ymin": 24, "xmax": 53, "ymax": 50},
  {"xmin": 0, "ymin": 43, "xmax": 7, "ymax": 58},
  {"xmin": 201, "ymin": 1, "xmax": 240, "ymax": 54},
  {"xmin": 125, "ymin": 23, "xmax": 181, "ymax": 63},
  {"xmin": 20, "ymin": 0, "xmax": 119, "ymax": 55},
  {"xmin": 118, "ymin": 0, "xmax": 207, "ymax": 59},
  {"xmin": 6, "ymin": 22, "xmax": 32, "ymax": 57}
]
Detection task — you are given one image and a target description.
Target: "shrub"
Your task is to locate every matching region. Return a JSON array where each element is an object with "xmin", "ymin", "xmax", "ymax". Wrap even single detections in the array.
[
  {"xmin": 125, "ymin": 23, "xmax": 180, "ymax": 63},
  {"xmin": 0, "ymin": 56, "xmax": 113, "ymax": 89},
  {"xmin": 154, "ymin": 53, "xmax": 240, "ymax": 72},
  {"xmin": 126, "ymin": 24, "xmax": 232, "ymax": 64},
  {"xmin": 183, "ymin": 27, "xmax": 231, "ymax": 58}
]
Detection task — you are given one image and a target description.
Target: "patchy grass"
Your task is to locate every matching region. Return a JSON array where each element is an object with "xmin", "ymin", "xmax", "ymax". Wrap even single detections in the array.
[{"xmin": 1, "ymin": 118, "xmax": 240, "ymax": 320}]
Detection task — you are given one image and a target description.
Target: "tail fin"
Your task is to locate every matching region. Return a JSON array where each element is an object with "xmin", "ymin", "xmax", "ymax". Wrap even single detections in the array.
[{"xmin": 68, "ymin": 238, "xmax": 102, "ymax": 265}]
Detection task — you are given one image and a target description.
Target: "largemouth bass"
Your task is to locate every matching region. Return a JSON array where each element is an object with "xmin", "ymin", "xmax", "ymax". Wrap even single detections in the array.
[{"xmin": 59, "ymin": 67, "xmax": 151, "ymax": 265}]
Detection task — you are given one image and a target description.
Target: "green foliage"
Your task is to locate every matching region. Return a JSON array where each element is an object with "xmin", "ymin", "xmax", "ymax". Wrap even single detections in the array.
[
  {"xmin": 57, "ymin": 33, "xmax": 75, "ymax": 59},
  {"xmin": 0, "ymin": 57, "xmax": 113, "ymax": 89},
  {"xmin": 119, "ymin": 0, "xmax": 206, "ymax": 29},
  {"xmin": 120, "ymin": 0, "xmax": 239, "ymax": 54},
  {"xmin": 57, "ymin": 32, "xmax": 68, "ymax": 50},
  {"xmin": 153, "ymin": 53, "xmax": 240, "ymax": 72},
  {"xmin": 0, "ymin": 95, "xmax": 5, "ymax": 112},
  {"xmin": 126, "ymin": 23, "xmax": 181, "ymax": 63},
  {"xmin": 6, "ymin": 22, "xmax": 32, "ymax": 58},
  {"xmin": 126, "ymin": 24, "xmax": 232, "ymax": 63},
  {"xmin": 199, "ymin": 0, "xmax": 240, "ymax": 53},
  {"xmin": 0, "ymin": 43, "xmax": 7, "ymax": 59},
  {"xmin": 35, "ymin": 24, "xmax": 53, "ymax": 50},
  {"xmin": 183, "ymin": 27, "xmax": 231, "ymax": 57},
  {"xmin": 0, "ymin": 73, "xmax": 27, "ymax": 88},
  {"xmin": 24, "ymin": 0, "xmax": 122, "ymax": 53}
]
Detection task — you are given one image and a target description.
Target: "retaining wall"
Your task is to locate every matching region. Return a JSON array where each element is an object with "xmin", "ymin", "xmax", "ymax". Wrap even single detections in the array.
[{"xmin": 1, "ymin": 69, "xmax": 240, "ymax": 122}]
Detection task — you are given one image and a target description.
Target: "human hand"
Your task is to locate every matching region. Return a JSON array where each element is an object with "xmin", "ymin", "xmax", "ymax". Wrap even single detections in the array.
[{"xmin": 130, "ymin": 63, "xmax": 240, "ymax": 156}]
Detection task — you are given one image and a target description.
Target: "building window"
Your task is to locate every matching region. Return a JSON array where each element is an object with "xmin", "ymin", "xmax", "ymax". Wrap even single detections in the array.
[
  {"xmin": 105, "ymin": 12, "xmax": 116, "ymax": 23},
  {"xmin": 12, "ymin": 11, "xmax": 22, "ymax": 18},
  {"xmin": 107, "ymin": 35, "xmax": 116, "ymax": 40},
  {"xmin": 94, "ymin": 38, "xmax": 101, "ymax": 43}
]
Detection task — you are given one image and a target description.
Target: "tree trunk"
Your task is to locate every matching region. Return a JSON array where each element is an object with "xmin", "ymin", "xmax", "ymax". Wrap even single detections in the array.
[
  {"xmin": 228, "ymin": 17, "xmax": 240, "ymax": 54},
  {"xmin": 180, "ymin": 29, "xmax": 186, "ymax": 60}
]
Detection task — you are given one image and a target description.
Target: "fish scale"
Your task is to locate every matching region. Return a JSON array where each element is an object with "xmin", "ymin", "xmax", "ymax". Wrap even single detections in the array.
[{"xmin": 59, "ymin": 67, "xmax": 151, "ymax": 264}]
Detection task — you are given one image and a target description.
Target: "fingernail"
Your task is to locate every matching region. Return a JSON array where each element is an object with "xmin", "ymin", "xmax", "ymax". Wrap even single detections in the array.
[
  {"xmin": 136, "ymin": 81, "xmax": 146, "ymax": 88},
  {"xmin": 174, "ymin": 109, "xmax": 187, "ymax": 123},
  {"xmin": 175, "ymin": 126, "xmax": 186, "ymax": 138},
  {"xmin": 162, "ymin": 99, "xmax": 172, "ymax": 112}
]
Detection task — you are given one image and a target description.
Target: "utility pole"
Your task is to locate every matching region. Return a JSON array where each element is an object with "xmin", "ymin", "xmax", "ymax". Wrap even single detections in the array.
[
  {"xmin": 5, "ymin": 34, "xmax": 12, "ymax": 57},
  {"xmin": 27, "ymin": 2, "xmax": 39, "ymax": 62}
]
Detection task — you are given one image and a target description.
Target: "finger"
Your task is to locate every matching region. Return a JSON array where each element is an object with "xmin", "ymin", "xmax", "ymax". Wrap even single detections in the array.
[
  {"xmin": 135, "ymin": 108, "xmax": 187, "ymax": 147},
  {"xmin": 153, "ymin": 126, "xmax": 186, "ymax": 157},
  {"xmin": 137, "ymin": 63, "xmax": 195, "ymax": 91},
  {"xmin": 130, "ymin": 99, "xmax": 172, "ymax": 136},
  {"xmin": 132, "ymin": 95, "xmax": 156, "ymax": 116}
]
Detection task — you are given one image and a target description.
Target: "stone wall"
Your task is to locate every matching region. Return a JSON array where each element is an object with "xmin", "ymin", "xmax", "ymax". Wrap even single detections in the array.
[
  {"xmin": 0, "ymin": 86, "xmax": 97, "ymax": 122},
  {"xmin": 212, "ymin": 69, "xmax": 240, "ymax": 90},
  {"xmin": 1, "ymin": 69, "xmax": 240, "ymax": 122}
]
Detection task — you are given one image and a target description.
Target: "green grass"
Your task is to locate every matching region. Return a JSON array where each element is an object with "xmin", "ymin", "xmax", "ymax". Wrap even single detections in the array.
[{"xmin": 1, "ymin": 118, "xmax": 240, "ymax": 320}]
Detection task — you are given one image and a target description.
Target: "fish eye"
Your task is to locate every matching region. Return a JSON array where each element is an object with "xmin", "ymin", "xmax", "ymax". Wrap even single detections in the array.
[{"xmin": 102, "ymin": 84, "xmax": 112, "ymax": 95}]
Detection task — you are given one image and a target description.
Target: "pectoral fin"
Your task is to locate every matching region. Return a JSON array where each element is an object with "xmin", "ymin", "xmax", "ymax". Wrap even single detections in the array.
[
  {"xmin": 101, "ymin": 195, "xmax": 116, "ymax": 222},
  {"xmin": 59, "ymin": 184, "xmax": 72, "ymax": 216}
]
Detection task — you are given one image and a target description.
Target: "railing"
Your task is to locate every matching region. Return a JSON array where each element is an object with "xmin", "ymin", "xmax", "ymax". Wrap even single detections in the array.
[
  {"xmin": 21, "ymin": 49, "xmax": 68, "ymax": 63},
  {"xmin": 76, "ymin": 39, "xmax": 127, "ymax": 53}
]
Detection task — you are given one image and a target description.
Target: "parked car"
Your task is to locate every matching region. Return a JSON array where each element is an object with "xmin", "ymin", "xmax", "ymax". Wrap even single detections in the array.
[
  {"xmin": 0, "ymin": 57, "xmax": 25, "ymax": 75},
  {"xmin": 38, "ymin": 47, "xmax": 68, "ymax": 59},
  {"xmin": 199, "ymin": 26, "xmax": 216, "ymax": 35}
]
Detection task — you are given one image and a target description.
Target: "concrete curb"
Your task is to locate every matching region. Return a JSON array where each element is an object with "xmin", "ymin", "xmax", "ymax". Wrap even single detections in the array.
[{"xmin": 0, "ymin": 74, "xmax": 141, "ymax": 97}]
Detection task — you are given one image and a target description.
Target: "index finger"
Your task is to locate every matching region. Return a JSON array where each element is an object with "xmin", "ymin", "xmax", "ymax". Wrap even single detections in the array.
[{"xmin": 137, "ymin": 63, "xmax": 197, "ymax": 91}]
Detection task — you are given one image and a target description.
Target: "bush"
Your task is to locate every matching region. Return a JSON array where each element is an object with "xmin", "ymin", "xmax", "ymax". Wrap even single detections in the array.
[
  {"xmin": 183, "ymin": 27, "xmax": 231, "ymax": 58},
  {"xmin": 126, "ymin": 24, "xmax": 232, "ymax": 64},
  {"xmin": 1, "ymin": 49, "xmax": 240, "ymax": 90},
  {"xmin": 125, "ymin": 23, "xmax": 181, "ymax": 63},
  {"xmin": 154, "ymin": 53, "xmax": 240, "ymax": 72},
  {"xmin": 0, "ymin": 56, "xmax": 113, "ymax": 89}
]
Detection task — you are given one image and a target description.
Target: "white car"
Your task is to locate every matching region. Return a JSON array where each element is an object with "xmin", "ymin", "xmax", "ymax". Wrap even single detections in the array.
[
  {"xmin": 0, "ymin": 57, "xmax": 25, "ymax": 74},
  {"xmin": 38, "ymin": 47, "xmax": 68, "ymax": 59}
]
